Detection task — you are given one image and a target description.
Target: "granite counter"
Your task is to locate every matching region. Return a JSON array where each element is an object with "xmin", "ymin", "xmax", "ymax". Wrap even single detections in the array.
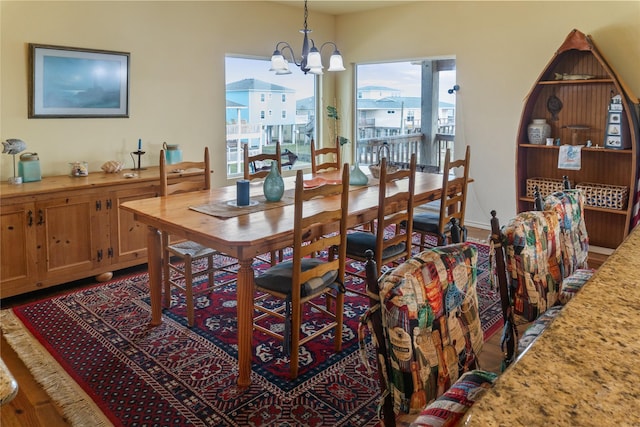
[{"xmin": 462, "ymin": 226, "xmax": 640, "ymax": 426}]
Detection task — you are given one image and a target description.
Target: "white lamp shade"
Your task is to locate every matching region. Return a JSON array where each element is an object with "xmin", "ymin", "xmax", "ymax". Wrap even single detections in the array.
[
  {"xmin": 275, "ymin": 60, "xmax": 292, "ymax": 75},
  {"xmin": 328, "ymin": 52, "xmax": 345, "ymax": 72},
  {"xmin": 308, "ymin": 66, "xmax": 323, "ymax": 75},
  {"xmin": 306, "ymin": 48, "xmax": 322, "ymax": 69},
  {"xmin": 270, "ymin": 54, "xmax": 288, "ymax": 71}
]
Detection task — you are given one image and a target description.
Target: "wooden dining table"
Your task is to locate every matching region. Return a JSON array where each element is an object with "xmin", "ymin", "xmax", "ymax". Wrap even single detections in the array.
[{"xmin": 120, "ymin": 169, "xmax": 449, "ymax": 387}]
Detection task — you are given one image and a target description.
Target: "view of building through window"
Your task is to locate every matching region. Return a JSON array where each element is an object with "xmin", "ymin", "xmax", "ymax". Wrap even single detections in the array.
[
  {"xmin": 356, "ymin": 60, "xmax": 456, "ymax": 168},
  {"xmin": 225, "ymin": 56, "xmax": 316, "ymax": 177},
  {"xmin": 225, "ymin": 56, "xmax": 455, "ymax": 176}
]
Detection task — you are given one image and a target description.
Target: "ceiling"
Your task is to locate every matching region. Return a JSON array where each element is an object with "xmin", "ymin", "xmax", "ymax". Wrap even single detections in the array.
[{"xmin": 267, "ymin": 0, "xmax": 415, "ymax": 16}]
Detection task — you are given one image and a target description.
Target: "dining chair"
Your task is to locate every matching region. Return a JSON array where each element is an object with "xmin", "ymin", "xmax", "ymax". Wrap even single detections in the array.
[
  {"xmin": 344, "ymin": 154, "xmax": 417, "ymax": 296},
  {"xmin": 253, "ymin": 165, "xmax": 350, "ymax": 379},
  {"xmin": 160, "ymin": 147, "xmax": 234, "ymax": 327},
  {"xmin": 310, "ymin": 137, "xmax": 341, "ymax": 173},
  {"xmin": 243, "ymin": 141, "xmax": 284, "ymax": 265},
  {"xmin": 243, "ymin": 141, "xmax": 282, "ymax": 180},
  {"xmin": 413, "ymin": 145, "xmax": 470, "ymax": 250}
]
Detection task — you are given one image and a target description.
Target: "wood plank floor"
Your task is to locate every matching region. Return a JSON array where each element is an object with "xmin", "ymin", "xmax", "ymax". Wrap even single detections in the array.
[{"xmin": 0, "ymin": 225, "xmax": 603, "ymax": 426}]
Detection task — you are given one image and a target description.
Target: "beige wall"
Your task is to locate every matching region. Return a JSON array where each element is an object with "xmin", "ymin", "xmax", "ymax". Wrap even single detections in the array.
[
  {"xmin": 0, "ymin": 1, "xmax": 336, "ymax": 181},
  {"xmin": 2, "ymin": 1, "xmax": 639, "ymax": 229},
  {"xmin": 336, "ymin": 1, "xmax": 640, "ymax": 227}
]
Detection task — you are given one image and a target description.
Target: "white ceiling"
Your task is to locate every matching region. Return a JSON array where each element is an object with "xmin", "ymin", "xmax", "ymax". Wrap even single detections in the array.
[{"xmin": 267, "ymin": 0, "xmax": 415, "ymax": 16}]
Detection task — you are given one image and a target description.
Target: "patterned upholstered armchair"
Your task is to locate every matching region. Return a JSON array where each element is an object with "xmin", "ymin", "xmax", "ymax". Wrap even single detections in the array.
[
  {"xmin": 361, "ymin": 243, "xmax": 497, "ymax": 427},
  {"xmin": 492, "ymin": 189, "xmax": 594, "ymax": 365},
  {"xmin": 502, "ymin": 210, "xmax": 564, "ymax": 321}
]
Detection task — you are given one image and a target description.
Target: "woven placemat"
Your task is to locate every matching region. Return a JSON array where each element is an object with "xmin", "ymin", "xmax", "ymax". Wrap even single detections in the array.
[{"xmin": 189, "ymin": 189, "xmax": 295, "ymax": 218}]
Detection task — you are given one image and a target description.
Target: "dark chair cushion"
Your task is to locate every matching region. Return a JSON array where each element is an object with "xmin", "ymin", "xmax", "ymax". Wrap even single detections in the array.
[
  {"xmin": 346, "ymin": 232, "xmax": 406, "ymax": 259},
  {"xmin": 255, "ymin": 258, "xmax": 338, "ymax": 297},
  {"xmin": 412, "ymin": 211, "xmax": 452, "ymax": 234}
]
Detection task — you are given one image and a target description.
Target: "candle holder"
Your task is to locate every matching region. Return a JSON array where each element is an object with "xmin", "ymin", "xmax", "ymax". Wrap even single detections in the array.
[{"xmin": 130, "ymin": 150, "xmax": 146, "ymax": 170}]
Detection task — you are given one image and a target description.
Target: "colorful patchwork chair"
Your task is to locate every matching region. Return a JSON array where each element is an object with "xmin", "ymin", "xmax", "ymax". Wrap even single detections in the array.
[
  {"xmin": 502, "ymin": 210, "xmax": 563, "ymax": 321},
  {"xmin": 360, "ymin": 243, "xmax": 491, "ymax": 426},
  {"xmin": 543, "ymin": 189, "xmax": 590, "ymax": 278}
]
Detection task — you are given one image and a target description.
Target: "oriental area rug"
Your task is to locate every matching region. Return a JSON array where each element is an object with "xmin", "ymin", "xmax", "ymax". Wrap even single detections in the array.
[{"xmin": 0, "ymin": 242, "xmax": 500, "ymax": 427}]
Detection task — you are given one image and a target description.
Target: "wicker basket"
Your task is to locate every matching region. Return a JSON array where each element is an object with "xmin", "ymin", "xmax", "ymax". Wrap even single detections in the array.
[
  {"xmin": 575, "ymin": 182, "xmax": 629, "ymax": 210},
  {"xmin": 526, "ymin": 177, "xmax": 565, "ymax": 198},
  {"xmin": 369, "ymin": 144, "xmax": 400, "ymax": 178}
]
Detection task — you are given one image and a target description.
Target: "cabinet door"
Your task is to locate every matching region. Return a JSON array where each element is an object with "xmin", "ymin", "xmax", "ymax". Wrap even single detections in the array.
[
  {"xmin": 0, "ymin": 202, "xmax": 38, "ymax": 298},
  {"xmin": 111, "ymin": 184, "xmax": 158, "ymax": 264},
  {"xmin": 35, "ymin": 194, "xmax": 102, "ymax": 283}
]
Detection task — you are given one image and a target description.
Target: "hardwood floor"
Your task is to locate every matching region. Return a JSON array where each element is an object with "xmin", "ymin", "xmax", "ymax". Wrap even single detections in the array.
[{"xmin": 0, "ymin": 225, "xmax": 602, "ymax": 426}]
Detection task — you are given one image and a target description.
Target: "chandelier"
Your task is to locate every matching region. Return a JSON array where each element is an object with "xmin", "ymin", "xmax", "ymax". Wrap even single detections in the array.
[{"xmin": 269, "ymin": 0, "xmax": 345, "ymax": 75}]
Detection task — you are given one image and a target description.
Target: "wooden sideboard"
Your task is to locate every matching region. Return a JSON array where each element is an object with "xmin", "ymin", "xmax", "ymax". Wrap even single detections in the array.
[{"xmin": 0, "ymin": 167, "xmax": 202, "ymax": 299}]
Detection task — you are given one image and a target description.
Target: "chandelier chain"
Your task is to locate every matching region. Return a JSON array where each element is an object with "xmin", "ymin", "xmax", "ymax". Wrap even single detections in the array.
[{"xmin": 303, "ymin": 0, "xmax": 308, "ymax": 32}]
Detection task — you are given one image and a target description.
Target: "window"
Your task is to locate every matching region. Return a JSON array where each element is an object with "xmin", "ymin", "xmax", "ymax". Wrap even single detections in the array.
[
  {"xmin": 355, "ymin": 59, "xmax": 456, "ymax": 169},
  {"xmin": 225, "ymin": 56, "xmax": 317, "ymax": 177}
]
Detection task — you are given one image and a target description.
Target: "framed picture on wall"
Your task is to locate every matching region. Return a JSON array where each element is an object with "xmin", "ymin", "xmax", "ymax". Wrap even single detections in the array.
[{"xmin": 29, "ymin": 43, "xmax": 130, "ymax": 118}]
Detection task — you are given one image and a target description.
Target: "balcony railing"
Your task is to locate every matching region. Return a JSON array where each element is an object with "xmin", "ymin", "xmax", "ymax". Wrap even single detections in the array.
[
  {"xmin": 357, "ymin": 133, "xmax": 425, "ymax": 166},
  {"xmin": 356, "ymin": 132, "xmax": 455, "ymax": 173}
]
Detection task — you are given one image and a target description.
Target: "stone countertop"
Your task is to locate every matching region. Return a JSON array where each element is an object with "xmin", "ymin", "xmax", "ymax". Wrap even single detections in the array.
[{"xmin": 462, "ymin": 227, "xmax": 640, "ymax": 426}]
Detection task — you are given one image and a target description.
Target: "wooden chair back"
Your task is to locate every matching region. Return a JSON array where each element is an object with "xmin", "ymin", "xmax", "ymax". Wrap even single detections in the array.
[
  {"xmin": 437, "ymin": 145, "xmax": 470, "ymax": 236},
  {"xmin": 372, "ymin": 153, "xmax": 417, "ymax": 272},
  {"xmin": 281, "ymin": 165, "xmax": 350, "ymax": 378},
  {"xmin": 159, "ymin": 147, "xmax": 211, "ymax": 196},
  {"xmin": 310, "ymin": 138, "xmax": 341, "ymax": 173},
  {"xmin": 243, "ymin": 142, "xmax": 282, "ymax": 181},
  {"xmin": 292, "ymin": 165, "xmax": 349, "ymax": 286}
]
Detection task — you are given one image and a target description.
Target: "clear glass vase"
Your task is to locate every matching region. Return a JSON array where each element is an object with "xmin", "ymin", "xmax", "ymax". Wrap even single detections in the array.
[{"xmin": 263, "ymin": 160, "xmax": 284, "ymax": 202}]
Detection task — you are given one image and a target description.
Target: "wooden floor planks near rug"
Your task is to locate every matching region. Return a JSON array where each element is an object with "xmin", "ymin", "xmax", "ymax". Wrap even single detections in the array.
[
  {"xmin": 0, "ymin": 243, "xmax": 500, "ymax": 427},
  {"xmin": 1, "ymin": 309, "xmax": 112, "ymax": 426}
]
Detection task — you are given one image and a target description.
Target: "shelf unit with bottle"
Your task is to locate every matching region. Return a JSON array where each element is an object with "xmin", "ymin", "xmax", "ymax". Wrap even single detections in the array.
[{"xmin": 516, "ymin": 29, "xmax": 639, "ymax": 251}]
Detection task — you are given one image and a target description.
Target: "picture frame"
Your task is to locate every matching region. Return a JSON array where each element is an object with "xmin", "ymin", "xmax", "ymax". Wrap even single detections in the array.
[{"xmin": 29, "ymin": 43, "xmax": 130, "ymax": 118}]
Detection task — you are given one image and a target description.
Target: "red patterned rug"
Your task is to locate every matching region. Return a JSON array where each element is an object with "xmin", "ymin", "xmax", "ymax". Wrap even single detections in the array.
[{"xmin": 1, "ymin": 242, "xmax": 500, "ymax": 426}]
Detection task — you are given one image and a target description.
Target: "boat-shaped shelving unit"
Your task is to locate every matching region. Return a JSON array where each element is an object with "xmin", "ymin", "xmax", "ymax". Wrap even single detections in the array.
[{"xmin": 516, "ymin": 29, "xmax": 640, "ymax": 250}]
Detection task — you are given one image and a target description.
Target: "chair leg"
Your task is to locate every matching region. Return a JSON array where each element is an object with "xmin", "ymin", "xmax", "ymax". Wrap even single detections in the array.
[
  {"xmin": 207, "ymin": 253, "xmax": 215, "ymax": 289},
  {"xmin": 162, "ymin": 235, "xmax": 171, "ymax": 309},
  {"xmin": 289, "ymin": 300, "xmax": 300, "ymax": 379},
  {"xmin": 185, "ymin": 255, "xmax": 195, "ymax": 327},
  {"xmin": 334, "ymin": 291, "xmax": 344, "ymax": 352}
]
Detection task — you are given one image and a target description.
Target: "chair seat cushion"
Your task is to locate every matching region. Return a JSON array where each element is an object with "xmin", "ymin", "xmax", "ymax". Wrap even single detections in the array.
[
  {"xmin": 255, "ymin": 258, "xmax": 338, "ymax": 297},
  {"xmin": 346, "ymin": 232, "xmax": 406, "ymax": 259},
  {"xmin": 559, "ymin": 268, "xmax": 593, "ymax": 305},
  {"xmin": 412, "ymin": 212, "xmax": 452, "ymax": 234},
  {"xmin": 410, "ymin": 370, "xmax": 498, "ymax": 427},
  {"xmin": 169, "ymin": 240, "xmax": 217, "ymax": 258}
]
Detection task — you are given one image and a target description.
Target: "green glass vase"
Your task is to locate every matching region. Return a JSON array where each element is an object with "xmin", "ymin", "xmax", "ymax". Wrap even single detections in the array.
[
  {"xmin": 263, "ymin": 160, "xmax": 284, "ymax": 202},
  {"xmin": 349, "ymin": 162, "xmax": 369, "ymax": 186}
]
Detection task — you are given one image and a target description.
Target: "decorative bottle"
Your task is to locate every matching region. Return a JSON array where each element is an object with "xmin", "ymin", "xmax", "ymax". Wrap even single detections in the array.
[
  {"xmin": 263, "ymin": 160, "xmax": 284, "ymax": 202},
  {"xmin": 349, "ymin": 162, "xmax": 369, "ymax": 186},
  {"xmin": 527, "ymin": 119, "xmax": 551, "ymax": 145}
]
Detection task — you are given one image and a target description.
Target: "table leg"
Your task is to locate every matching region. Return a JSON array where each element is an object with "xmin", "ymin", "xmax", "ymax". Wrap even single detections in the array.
[
  {"xmin": 236, "ymin": 258, "xmax": 254, "ymax": 387},
  {"xmin": 147, "ymin": 225, "xmax": 162, "ymax": 326}
]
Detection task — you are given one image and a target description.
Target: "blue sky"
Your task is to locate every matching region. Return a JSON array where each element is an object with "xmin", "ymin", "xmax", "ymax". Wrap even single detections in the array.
[{"xmin": 225, "ymin": 56, "xmax": 456, "ymax": 103}]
